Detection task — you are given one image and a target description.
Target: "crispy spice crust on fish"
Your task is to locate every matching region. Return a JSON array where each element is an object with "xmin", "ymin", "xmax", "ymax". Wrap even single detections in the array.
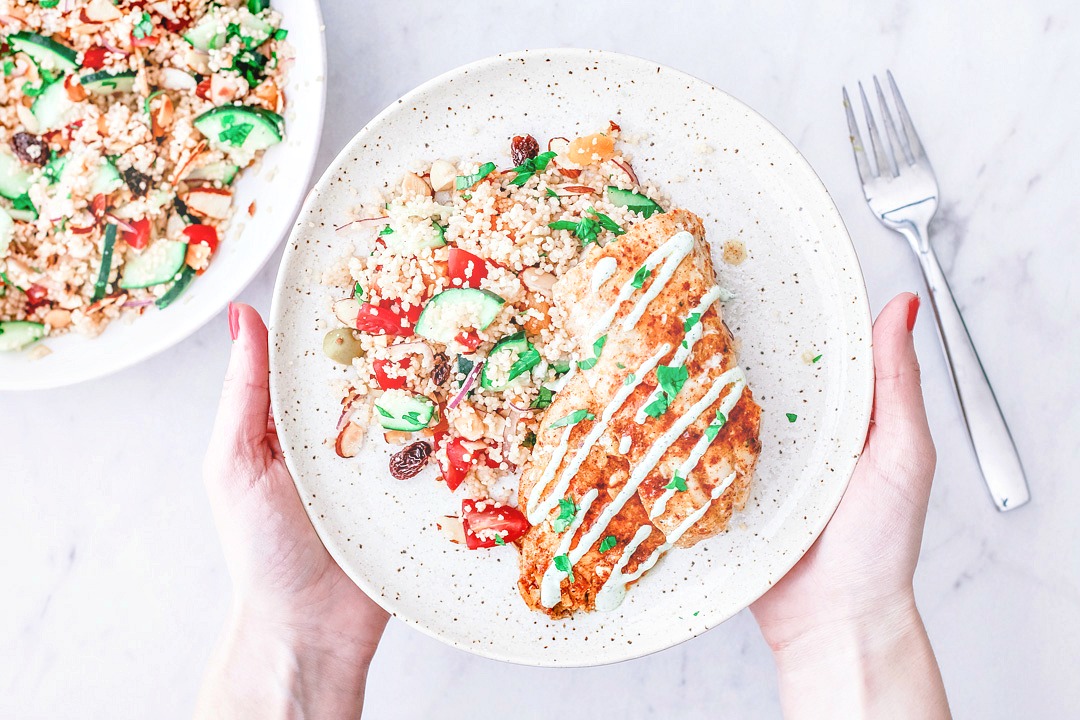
[{"xmin": 517, "ymin": 209, "xmax": 762, "ymax": 617}]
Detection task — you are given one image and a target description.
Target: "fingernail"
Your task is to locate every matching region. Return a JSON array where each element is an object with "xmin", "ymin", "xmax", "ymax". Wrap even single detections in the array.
[
  {"xmin": 228, "ymin": 302, "xmax": 239, "ymax": 341},
  {"xmin": 906, "ymin": 294, "xmax": 920, "ymax": 333}
]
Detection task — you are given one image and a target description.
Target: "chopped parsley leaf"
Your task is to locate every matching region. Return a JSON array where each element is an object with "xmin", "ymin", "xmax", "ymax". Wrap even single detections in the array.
[
  {"xmin": 576, "ymin": 334, "xmax": 607, "ymax": 371},
  {"xmin": 683, "ymin": 312, "xmax": 702, "ymax": 333},
  {"xmin": 545, "ymin": 187, "xmax": 559, "ymax": 198},
  {"xmin": 704, "ymin": 410, "xmax": 728, "ymax": 442},
  {"xmin": 553, "ymin": 554, "xmax": 574, "ymax": 582},
  {"xmin": 786, "ymin": 412, "xmax": 798, "ymax": 423},
  {"xmin": 508, "ymin": 346, "xmax": 541, "ymax": 381},
  {"xmin": 664, "ymin": 472, "xmax": 687, "ymax": 492},
  {"xmin": 378, "ymin": 225, "xmax": 394, "ymax": 236},
  {"xmin": 552, "ymin": 497, "xmax": 578, "ymax": 533},
  {"xmin": 218, "ymin": 122, "xmax": 254, "ymax": 147},
  {"xmin": 631, "ymin": 265, "xmax": 650, "ymax": 289},
  {"xmin": 812, "ymin": 354, "xmax": 823, "ymax": 363},
  {"xmin": 549, "ymin": 409, "xmax": 595, "ymax": 429},
  {"xmin": 623, "ymin": 373, "xmax": 636, "ymax": 386},
  {"xmin": 375, "ymin": 405, "xmax": 393, "ymax": 419},
  {"xmin": 353, "ymin": 282, "xmax": 363, "ymax": 301},
  {"xmin": 643, "ymin": 396, "xmax": 669, "ymax": 418},
  {"xmin": 132, "ymin": 11, "xmax": 154, "ymax": 39},
  {"xmin": 531, "ymin": 386, "xmax": 554, "ymax": 409},
  {"xmin": 599, "ymin": 536, "xmax": 618, "ymax": 553},
  {"xmin": 455, "ymin": 162, "xmax": 496, "ymax": 190},
  {"xmin": 586, "ymin": 206, "xmax": 625, "ymax": 236},
  {"xmin": 657, "ymin": 364, "xmax": 689, "ymax": 402},
  {"xmin": 494, "ymin": 535, "xmax": 506, "ymax": 546},
  {"xmin": 2, "ymin": 60, "xmax": 14, "ymax": 76},
  {"xmin": 39, "ymin": 0, "xmax": 60, "ymax": 6},
  {"xmin": 616, "ymin": 362, "xmax": 626, "ymax": 369},
  {"xmin": 401, "ymin": 411, "xmax": 422, "ymax": 425},
  {"xmin": 509, "ymin": 151, "xmax": 557, "ymax": 186},
  {"xmin": 273, "ymin": 28, "xmax": 289, "ymax": 40}
]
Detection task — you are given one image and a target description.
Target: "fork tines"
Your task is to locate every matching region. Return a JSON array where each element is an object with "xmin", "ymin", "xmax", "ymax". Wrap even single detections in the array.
[{"xmin": 843, "ymin": 70, "xmax": 927, "ymax": 182}]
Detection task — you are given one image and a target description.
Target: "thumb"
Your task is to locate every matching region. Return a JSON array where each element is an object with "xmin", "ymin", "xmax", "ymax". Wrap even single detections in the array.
[
  {"xmin": 870, "ymin": 292, "xmax": 929, "ymax": 438},
  {"xmin": 208, "ymin": 303, "xmax": 271, "ymax": 471}
]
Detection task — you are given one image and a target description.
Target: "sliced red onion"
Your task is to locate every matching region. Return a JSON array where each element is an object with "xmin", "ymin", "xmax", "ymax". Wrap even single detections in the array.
[
  {"xmin": 508, "ymin": 399, "xmax": 536, "ymax": 413},
  {"xmin": 448, "ymin": 360, "xmax": 483, "ymax": 410},
  {"xmin": 611, "ymin": 158, "xmax": 639, "ymax": 186},
  {"xmin": 105, "ymin": 214, "xmax": 136, "ymax": 234},
  {"xmin": 123, "ymin": 298, "xmax": 155, "ymax": 308},
  {"xmin": 386, "ymin": 340, "xmax": 434, "ymax": 369}
]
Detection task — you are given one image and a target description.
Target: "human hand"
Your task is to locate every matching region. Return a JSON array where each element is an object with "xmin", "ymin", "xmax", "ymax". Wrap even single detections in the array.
[
  {"xmin": 750, "ymin": 292, "xmax": 950, "ymax": 718},
  {"xmin": 196, "ymin": 303, "xmax": 388, "ymax": 719}
]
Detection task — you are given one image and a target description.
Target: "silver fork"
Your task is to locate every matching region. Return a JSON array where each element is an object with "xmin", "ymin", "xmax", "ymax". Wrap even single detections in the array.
[{"xmin": 843, "ymin": 71, "xmax": 1030, "ymax": 512}]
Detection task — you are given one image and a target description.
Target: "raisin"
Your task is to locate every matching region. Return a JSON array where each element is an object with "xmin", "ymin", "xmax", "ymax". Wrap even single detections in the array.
[
  {"xmin": 123, "ymin": 166, "xmax": 151, "ymax": 198},
  {"xmin": 25, "ymin": 284, "xmax": 49, "ymax": 311},
  {"xmin": 389, "ymin": 441, "xmax": 432, "ymax": 480},
  {"xmin": 511, "ymin": 134, "xmax": 539, "ymax": 166},
  {"xmin": 11, "ymin": 132, "xmax": 48, "ymax": 166},
  {"xmin": 432, "ymin": 352, "xmax": 451, "ymax": 386}
]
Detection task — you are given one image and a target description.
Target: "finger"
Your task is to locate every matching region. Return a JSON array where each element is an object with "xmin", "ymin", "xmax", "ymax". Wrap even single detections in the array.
[
  {"xmin": 209, "ymin": 303, "xmax": 271, "ymax": 468},
  {"xmin": 869, "ymin": 292, "xmax": 929, "ymax": 437}
]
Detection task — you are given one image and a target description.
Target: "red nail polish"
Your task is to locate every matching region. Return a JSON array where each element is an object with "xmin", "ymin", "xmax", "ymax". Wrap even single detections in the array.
[
  {"xmin": 906, "ymin": 295, "xmax": 920, "ymax": 332},
  {"xmin": 228, "ymin": 302, "xmax": 239, "ymax": 341}
]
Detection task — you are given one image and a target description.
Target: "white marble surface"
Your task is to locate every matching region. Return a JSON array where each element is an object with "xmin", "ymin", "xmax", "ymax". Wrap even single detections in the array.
[{"xmin": 3, "ymin": 1, "xmax": 1078, "ymax": 717}]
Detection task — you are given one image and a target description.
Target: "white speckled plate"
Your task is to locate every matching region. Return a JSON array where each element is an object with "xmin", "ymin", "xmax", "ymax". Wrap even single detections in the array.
[
  {"xmin": 269, "ymin": 49, "xmax": 873, "ymax": 667},
  {"xmin": 0, "ymin": 0, "xmax": 326, "ymax": 391}
]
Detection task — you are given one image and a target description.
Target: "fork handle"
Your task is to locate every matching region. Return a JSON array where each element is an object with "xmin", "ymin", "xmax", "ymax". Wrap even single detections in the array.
[{"xmin": 915, "ymin": 242, "xmax": 1031, "ymax": 511}]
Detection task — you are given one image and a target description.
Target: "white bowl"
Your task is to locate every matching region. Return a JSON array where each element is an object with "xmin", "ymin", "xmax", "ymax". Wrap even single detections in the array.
[
  {"xmin": 0, "ymin": 0, "xmax": 326, "ymax": 391},
  {"xmin": 270, "ymin": 49, "xmax": 874, "ymax": 666}
]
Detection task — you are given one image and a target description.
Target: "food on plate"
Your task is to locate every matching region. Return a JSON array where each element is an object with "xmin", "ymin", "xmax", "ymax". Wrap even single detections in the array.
[
  {"xmin": 0, "ymin": 0, "xmax": 291, "ymax": 353},
  {"xmin": 324, "ymin": 126, "xmax": 760, "ymax": 614}
]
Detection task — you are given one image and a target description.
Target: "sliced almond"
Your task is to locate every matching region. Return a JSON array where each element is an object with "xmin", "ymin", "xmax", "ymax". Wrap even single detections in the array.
[
  {"xmin": 436, "ymin": 516, "xmax": 465, "ymax": 544},
  {"xmin": 400, "ymin": 172, "xmax": 432, "ymax": 199},
  {"xmin": 182, "ymin": 186, "xmax": 232, "ymax": 220},
  {"xmin": 428, "ymin": 159, "xmax": 457, "ymax": 192},
  {"xmin": 160, "ymin": 68, "xmax": 196, "ymax": 91},
  {"xmin": 335, "ymin": 422, "xmax": 365, "ymax": 458},
  {"xmin": 81, "ymin": 0, "xmax": 123, "ymax": 23},
  {"xmin": 333, "ymin": 297, "xmax": 362, "ymax": 327}
]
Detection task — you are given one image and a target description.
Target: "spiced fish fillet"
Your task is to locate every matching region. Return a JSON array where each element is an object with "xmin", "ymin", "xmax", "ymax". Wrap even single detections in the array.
[{"xmin": 517, "ymin": 209, "xmax": 762, "ymax": 617}]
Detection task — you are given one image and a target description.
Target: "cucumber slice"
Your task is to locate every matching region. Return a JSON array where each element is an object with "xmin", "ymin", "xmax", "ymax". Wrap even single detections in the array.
[
  {"xmin": 248, "ymin": 0, "xmax": 272, "ymax": 13},
  {"xmin": 373, "ymin": 390, "xmax": 436, "ymax": 432},
  {"xmin": 0, "ymin": 320, "xmax": 46, "ymax": 351},
  {"xmin": 8, "ymin": 32, "xmax": 78, "ymax": 72},
  {"xmin": 7, "ymin": 205, "xmax": 37, "ymax": 222},
  {"xmin": 606, "ymin": 186, "xmax": 664, "ymax": 219},
  {"xmin": 184, "ymin": 161, "xmax": 240, "ymax": 185},
  {"xmin": 0, "ymin": 208, "xmax": 13, "ymax": 257},
  {"xmin": 0, "ymin": 150, "xmax": 33, "ymax": 200},
  {"xmin": 155, "ymin": 265, "xmax": 196, "ymax": 309},
  {"xmin": 184, "ymin": 9, "xmax": 273, "ymax": 50},
  {"xmin": 81, "ymin": 70, "xmax": 137, "ymax": 95},
  {"xmin": 414, "ymin": 288, "xmax": 505, "ymax": 345},
  {"xmin": 119, "ymin": 239, "xmax": 188, "ymax": 289},
  {"xmin": 31, "ymin": 78, "xmax": 78, "ymax": 132},
  {"xmin": 91, "ymin": 224, "xmax": 118, "ymax": 302},
  {"xmin": 480, "ymin": 332, "xmax": 540, "ymax": 391},
  {"xmin": 194, "ymin": 106, "xmax": 284, "ymax": 156},
  {"xmin": 90, "ymin": 159, "xmax": 123, "ymax": 196},
  {"xmin": 551, "ymin": 359, "xmax": 571, "ymax": 374}
]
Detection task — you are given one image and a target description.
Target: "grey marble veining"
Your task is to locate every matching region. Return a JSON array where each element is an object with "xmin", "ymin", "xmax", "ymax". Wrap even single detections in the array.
[{"xmin": 2, "ymin": 1, "xmax": 1078, "ymax": 718}]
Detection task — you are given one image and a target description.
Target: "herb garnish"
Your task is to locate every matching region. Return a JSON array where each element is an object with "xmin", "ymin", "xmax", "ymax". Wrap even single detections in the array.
[
  {"xmin": 219, "ymin": 122, "xmax": 254, "ymax": 147},
  {"xmin": 132, "ymin": 12, "xmax": 154, "ymax": 39},
  {"xmin": 553, "ymin": 554, "xmax": 574, "ymax": 582},
  {"xmin": 531, "ymin": 386, "xmax": 554, "ymax": 410},
  {"xmin": 353, "ymin": 282, "xmax": 363, "ymax": 301},
  {"xmin": 548, "ymin": 208, "xmax": 624, "ymax": 246},
  {"xmin": 552, "ymin": 497, "xmax": 578, "ymax": 533},
  {"xmin": 599, "ymin": 536, "xmax": 618, "ymax": 553},
  {"xmin": 508, "ymin": 346, "xmax": 541, "ymax": 381},
  {"xmin": 786, "ymin": 413, "xmax": 798, "ymax": 423},
  {"xmin": 375, "ymin": 405, "xmax": 393, "ymax": 419},
  {"xmin": 402, "ymin": 411, "xmax": 422, "ymax": 425},
  {"xmin": 545, "ymin": 187, "xmax": 559, "ymax": 198},
  {"xmin": 494, "ymin": 535, "xmax": 506, "ymax": 546},
  {"xmin": 664, "ymin": 472, "xmax": 687, "ymax": 492},
  {"xmin": 683, "ymin": 313, "xmax": 702, "ymax": 333},
  {"xmin": 378, "ymin": 225, "xmax": 394, "ymax": 236},
  {"xmin": 631, "ymin": 265, "xmax": 650, "ymax": 289},
  {"xmin": 522, "ymin": 431, "xmax": 537, "ymax": 449},
  {"xmin": 704, "ymin": 410, "xmax": 727, "ymax": 442},
  {"xmin": 644, "ymin": 365, "xmax": 689, "ymax": 418},
  {"xmin": 549, "ymin": 409, "xmax": 595, "ymax": 429},
  {"xmin": 455, "ymin": 162, "xmax": 496, "ymax": 190},
  {"xmin": 576, "ymin": 334, "xmax": 607, "ymax": 370},
  {"xmin": 624, "ymin": 373, "xmax": 636, "ymax": 386},
  {"xmin": 812, "ymin": 354, "xmax": 823, "ymax": 363},
  {"xmin": 509, "ymin": 151, "xmax": 556, "ymax": 186},
  {"xmin": 39, "ymin": 0, "xmax": 60, "ymax": 7}
]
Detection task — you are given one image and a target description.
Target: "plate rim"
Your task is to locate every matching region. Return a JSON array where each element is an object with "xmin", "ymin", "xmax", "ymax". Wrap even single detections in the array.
[
  {"xmin": 269, "ymin": 47, "xmax": 874, "ymax": 667},
  {"xmin": 0, "ymin": 0, "xmax": 328, "ymax": 392}
]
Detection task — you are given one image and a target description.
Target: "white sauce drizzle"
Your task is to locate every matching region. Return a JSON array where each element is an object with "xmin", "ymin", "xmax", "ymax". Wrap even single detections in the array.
[
  {"xmin": 618, "ymin": 435, "xmax": 632, "ymax": 454},
  {"xmin": 595, "ymin": 470, "xmax": 739, "ymax": 611},
  {"xmin": 648, "ymin": 371, "xmax": 746, "ymax": 519},
  {"xmin": 590, "ymin": 256, "xmax": 618, "ymax": 291},
  {"xmin": 620, "ymin": 231, "xmax": 695, "ymax": 331},
  {"xmin": 540, "ymin": 368, "xmax": 745, "ymax": 608},
  {"xmin": 526, "ymin": 344, "xmax": 670, "ymax": 523},
  {"xmin": 539, "ymin": 488, "xmax": 599, "ymax": 607},
  {"xmin": 634, "ymin": 285, "xmax": 724, "ymax": 424}
]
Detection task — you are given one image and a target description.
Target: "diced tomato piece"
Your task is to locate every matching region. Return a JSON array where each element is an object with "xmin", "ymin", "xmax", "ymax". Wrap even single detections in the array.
[
  {"xmin": 130, "ymin": 33, "xmax": 160, "ymax": 48},
  {"xmin": 182, "ymin": 224, "xmax": 219, "ymax": 252},
  {"xmin": 121, "ymin": 218, "xmax": 152, "ymax": 250},
  {"xmin": 25, "ymin": 284, "xmax": 49, "ymax": 310},
  {"xmin": 461, "ymin": 499, "xmax": 530, "ymax": 549},
  {"xmin": 355, "ymin": 302, "xmax": 411, "ymax": 336},
  {"xmin": 82, "ymin": 46, "xmax": 108, "ymax": 70},
  {"xmin": 372, "ymin": 357, "xmax": 412, "ymax": 391},
  {"xmin": 455, "ymin": 330, "xmax": 481, "ymax": 351},
  {"xmin": 399, "ymin": 299, "xmax": 423, "ymax": 326},
  {"xmin": 447, "ymin": 247, "xmax": 488, "ymax": 289},
  {"xmin": 435, "ymin": 436, "xmax": 484, "ymax": 492}
]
